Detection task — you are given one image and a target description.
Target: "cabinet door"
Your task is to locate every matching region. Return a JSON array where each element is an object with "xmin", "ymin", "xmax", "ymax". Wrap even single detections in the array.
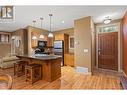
[
  {"xmin": 64, "ymin": 54, "xmax": 69, "ymax": 66},
  {"xmin": 69, "ymin": 54, "xmax": 74, "ymax": 66},
  {"xmin": 64, "ymin": 34, "xmax": 69, "ymax": 53},
  {"xmin": 64, "ymin": 54, "xmax": 74, "ymax": 67},
  {"xmin": 31, "ymin": 35, "xmax": 38, "ymax": 48},
  {"xmin": 55, "ymin": 34, "xmax": 64, "ymax": 40}
]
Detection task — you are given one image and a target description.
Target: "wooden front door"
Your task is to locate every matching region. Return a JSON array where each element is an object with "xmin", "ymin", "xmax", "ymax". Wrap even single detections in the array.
[{"xmin": 98, "ymin": 32, "xmax": 118, "ymax": 71}]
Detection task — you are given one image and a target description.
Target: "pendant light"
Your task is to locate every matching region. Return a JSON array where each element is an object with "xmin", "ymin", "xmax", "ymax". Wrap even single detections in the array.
[
  {"xmin": 39, "ymin": 17, "xmax": 44, "ymax": 39},
  {"xmin": 32, "ymin": 20, "xmax": 37, "ymax": 39},
  {"xmin": 48, "ymin": 14, "xmax": 53, "ymax": 38}
]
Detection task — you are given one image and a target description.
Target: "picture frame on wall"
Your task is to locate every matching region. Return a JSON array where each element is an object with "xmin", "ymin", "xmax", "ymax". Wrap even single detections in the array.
[{"xmin": 69, "ymin": 36, "xmax": 74, "ymax": 49}]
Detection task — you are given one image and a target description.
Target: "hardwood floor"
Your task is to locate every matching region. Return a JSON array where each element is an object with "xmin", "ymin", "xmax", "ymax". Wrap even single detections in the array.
[{"xmin": 0, "ymin": 66, "xmax": 122, "ymax": 89}]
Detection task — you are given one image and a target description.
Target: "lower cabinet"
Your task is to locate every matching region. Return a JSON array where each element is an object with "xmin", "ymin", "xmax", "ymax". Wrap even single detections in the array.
[{"xmin": 64, "ymin": 53, "xmax": 74, "ymax": 67}]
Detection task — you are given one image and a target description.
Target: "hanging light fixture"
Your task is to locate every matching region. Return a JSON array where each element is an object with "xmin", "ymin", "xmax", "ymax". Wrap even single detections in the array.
[
  {"xmin": 103, "ymin": 16, "xmax": 111, "ymax": 24},
  {"xmin": 48, "ymin": 14, "xmax": 53, "ymax": 38},
  {"xmin": 32, "ymin": 20, "xmax": 37, "ymax": 39},
  {"xmin": 39, "ymin": 17, "xmax": 44, "ymax": 39}
]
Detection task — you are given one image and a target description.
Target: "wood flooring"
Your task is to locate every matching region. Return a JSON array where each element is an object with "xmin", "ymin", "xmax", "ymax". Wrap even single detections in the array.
[{"xmin": 0, "ymin": 66, "xmax": 122, "ymax": 89}]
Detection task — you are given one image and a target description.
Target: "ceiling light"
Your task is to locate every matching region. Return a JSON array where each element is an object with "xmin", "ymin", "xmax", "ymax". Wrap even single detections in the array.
[
  {"xmin": 62, "ymin": 21, "xmax": 64, "ymax": 23},
  {"xmin": 48, "ymin": 14, "xmax": 53, "ymax": 38},
  {"xmin": 103, "ymin": 16, "xmax": 111, "ymax": 24}
]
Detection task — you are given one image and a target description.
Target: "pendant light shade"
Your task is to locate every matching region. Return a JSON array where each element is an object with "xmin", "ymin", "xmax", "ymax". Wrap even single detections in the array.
[
  {"xmin": 48, "ymin": 33, "xmax": 53, "ymax": 37},
  {"xmin": 39, "ymin": 17, "xmax": 44, "ymax": 39},
  {"xmin": 32, "ymin": 35, "xmax": 37, "ymax": 39},
  {"xmin": 48, "ymin": 14, "xmax": 53, "ymax": 38}
]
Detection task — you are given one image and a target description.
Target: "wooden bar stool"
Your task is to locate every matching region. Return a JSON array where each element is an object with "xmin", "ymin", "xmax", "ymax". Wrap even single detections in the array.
[
  {"xmin": 25, "ymin": 64, "xmax": 42, "ymax": 84},
  {"xmin": 14, "ymin": 60, "xmax": 28, "ymax": 77}
]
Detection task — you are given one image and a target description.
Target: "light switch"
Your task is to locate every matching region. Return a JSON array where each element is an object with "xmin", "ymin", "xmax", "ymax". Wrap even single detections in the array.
[{"xmin": 84, "ymin": 49, "xmax": 88, "ymax": 53}]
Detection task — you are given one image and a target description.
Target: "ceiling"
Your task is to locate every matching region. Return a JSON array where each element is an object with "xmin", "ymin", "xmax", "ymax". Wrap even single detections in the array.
[{"xmin": 0, "ymin": 6, "xmax": 126, "ymax": 32}]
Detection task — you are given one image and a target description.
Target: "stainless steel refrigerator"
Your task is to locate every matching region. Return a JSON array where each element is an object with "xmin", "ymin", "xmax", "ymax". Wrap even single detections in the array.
[{"xmin": 54, "ymin": 40, "xmax": 64, "ymax": 66}]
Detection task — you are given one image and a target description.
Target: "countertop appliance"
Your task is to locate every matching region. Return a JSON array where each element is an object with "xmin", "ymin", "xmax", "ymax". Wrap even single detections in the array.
[{"xmin": 54, "ymin": 40, "xmax": 64, "ymax": 66}]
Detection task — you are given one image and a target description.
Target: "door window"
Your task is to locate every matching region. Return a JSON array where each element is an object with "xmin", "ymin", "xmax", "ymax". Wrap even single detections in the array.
[{"xmin": 99, "ymin": 25, "xmax": 118, "ymax": 33}]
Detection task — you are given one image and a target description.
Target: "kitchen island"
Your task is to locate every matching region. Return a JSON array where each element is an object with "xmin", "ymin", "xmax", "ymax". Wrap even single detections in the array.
[{"xmin": 17, "ymin": 54, "xmax": 62, "ymax": 82}]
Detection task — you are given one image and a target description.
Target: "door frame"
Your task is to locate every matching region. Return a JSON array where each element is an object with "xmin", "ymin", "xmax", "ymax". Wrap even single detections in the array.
[{"xmin": 96, "ymin": 22, "xmax": 121, "ymax": 72}]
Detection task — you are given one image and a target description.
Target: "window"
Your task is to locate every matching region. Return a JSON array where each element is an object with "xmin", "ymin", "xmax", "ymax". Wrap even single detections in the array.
[
  {"xmin": 0, "ymin": 6, "xmax": 14, "ymax": 19},
  {"xmin": 99, "ymin": 25, "xmax": 118, "ymax": 33},
  {"xmin": 69, "ymin": 36, "xmax": 74, "ymax": 49}
]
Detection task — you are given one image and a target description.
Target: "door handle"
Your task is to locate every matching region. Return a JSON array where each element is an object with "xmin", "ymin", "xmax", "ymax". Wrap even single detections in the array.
[
  {"xmin": 98, "ymin": 51, "xmax": 101, "ymax": 55},
  {"xmin": 98, "ymin": 49, "xmax": 101, "ymax": 55}
]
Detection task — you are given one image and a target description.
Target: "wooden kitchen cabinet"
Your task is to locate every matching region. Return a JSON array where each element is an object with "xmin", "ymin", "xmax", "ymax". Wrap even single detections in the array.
[
  {"xmin": 64, "ymin": 53, "xmax": 74, "ymax": 67},
  {"xmin": 64, "ymin": 34, "xmax": 69, "ymax": 53},
  {"xmin": 55, "ymin": 33, "xmax": 64, "ymax": 40}
]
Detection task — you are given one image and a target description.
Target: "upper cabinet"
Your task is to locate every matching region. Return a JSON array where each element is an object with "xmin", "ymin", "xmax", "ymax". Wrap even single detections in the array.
[
  {"xmin": 31, "ymin": 32, "xmax": 47, "ymax": 48},
  {"xmin": 31, "ymin": 33, "xmax": 54, "ymax": 48},
  {"xmin": 29, "ymin": 26, "xmax": 48, "ymax": 48},
  {"xmin": 29, "ymin": 27, "xmax": 69, "ymax": 53},
  {"xmin": 55, "ymin": 33, "xmax": 64, "ymax": 40}
]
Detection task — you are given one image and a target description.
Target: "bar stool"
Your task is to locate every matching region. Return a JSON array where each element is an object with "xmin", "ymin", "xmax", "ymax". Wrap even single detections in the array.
[
  {"xmin": 14, "ymin": 60, "xmax": 28, "ymax": 77},
  {"xmin": 25, "ymin": 64, "xmax": 42, "ymax": 84}
]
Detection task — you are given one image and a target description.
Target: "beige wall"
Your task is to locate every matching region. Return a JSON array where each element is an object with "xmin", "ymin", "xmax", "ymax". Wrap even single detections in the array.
[
  {"xmin": 27, "ymin": 26, "xmax": 48, "ymax": 55},
  {"xmin": 74, "ymin": 16, "xmax": 92, "ymax": 72},
  {"xmin": 0, "ymin": 44, "xmax": 11, "ymax": 57}
]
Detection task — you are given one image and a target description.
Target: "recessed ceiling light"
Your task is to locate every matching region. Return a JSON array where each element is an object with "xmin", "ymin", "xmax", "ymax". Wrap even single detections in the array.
[{"xmin": 62, "ymin": 21, "xmax": 65, "ymax": 23}]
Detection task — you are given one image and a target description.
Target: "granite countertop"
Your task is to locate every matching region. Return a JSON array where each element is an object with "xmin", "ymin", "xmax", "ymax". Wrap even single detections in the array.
[{"xmin": 17, "ymin": 54, "xmax": 62, "ymax": 60}]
